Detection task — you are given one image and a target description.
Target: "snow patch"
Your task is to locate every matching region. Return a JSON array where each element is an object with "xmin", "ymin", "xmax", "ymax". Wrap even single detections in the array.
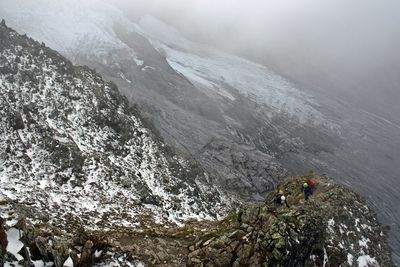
[
  {"xmin": 347, "ymin": 253, "xmax": 354, "ymax": 265},
  {"xmin": 357, "ymin": 255, "xmax": 379, "ymax": 267},
  {"xmin": 359, "ymin": 237, "xmax": 370, "ymax": 249},
  {"xmin": 63, "ymin": 256, "xmax": 74, "ymax": 267},
  {"xmin": 6, "ymin": 228, "xmax": 24, "ymax": 261},
  {"xmin": 323, "ymin": 247, "xmax": 329, "ymax": 267}
]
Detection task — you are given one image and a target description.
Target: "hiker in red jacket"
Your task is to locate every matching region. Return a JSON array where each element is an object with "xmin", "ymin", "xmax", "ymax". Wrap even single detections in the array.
[
  {"xmin": 302, "ymin": 179, "xmax": 316, "ymax": 200},
  {"xmin": 307, "ymin": 179, "xmax": 316, "ymax": 195}
]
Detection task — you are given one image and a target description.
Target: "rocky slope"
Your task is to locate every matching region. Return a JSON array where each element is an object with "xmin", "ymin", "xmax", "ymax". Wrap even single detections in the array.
[
  {"xmin": 1, "ymin": 2, "xmax": 400, "ymax": 262},
  {"xmin": 0, "ymin": 22, "xmax": 393, "ymax": 266},
  {"xmin": 1, "ymin": 175, "xmax": 393, "ymax": 266},
  {"xmin": 187, "ymin": 175, "xmax": 393, "ymax": 267},
  {"xmin": 0, "ymin": 20, "xmax": 232, "ymax": 236},
  {"xmin": 0, "ymin": 0, "xmax": 315, "ymax": 202}
]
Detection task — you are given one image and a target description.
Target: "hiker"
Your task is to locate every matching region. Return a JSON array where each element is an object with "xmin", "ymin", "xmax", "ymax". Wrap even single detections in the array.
[
  {"xmin": 302, "ymin": 179, "xmax": 316, "ymax": 200},
  {"xmin": 302, "ymin": 182, "xmax": 311, "ymax": 200},
  {"xmin": 275, "ymin": 190, "xmax": 290, "ymax": 208},
  {"xmin": 306, "ymin": 179, "xmax": 316, "ymax": 195}
]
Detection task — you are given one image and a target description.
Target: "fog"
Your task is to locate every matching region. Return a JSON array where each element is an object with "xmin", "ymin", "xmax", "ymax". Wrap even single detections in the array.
[
  {"xmin": 105, "ymin": 0, "xmax": 400, "ymax": 123},
  {"xmin": 1, "ymin": 0, "xmax": 400, "ymax": 262}
]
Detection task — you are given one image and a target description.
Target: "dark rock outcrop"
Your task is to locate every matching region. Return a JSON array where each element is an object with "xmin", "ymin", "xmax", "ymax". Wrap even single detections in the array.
[
  {"xmin": 198, "ymin": 139, "xmax": 287, "ymax": 201},
  {"xmin": 187, "ymin": 175, "xmax": 393, "ymax": 267},
  {"xmin": 0, "ymin": 217, "xmax": 7, "ymax": 266},
  {"xmin": 2, "ymin": 175, "xmax": 392, "ymax": 266}
]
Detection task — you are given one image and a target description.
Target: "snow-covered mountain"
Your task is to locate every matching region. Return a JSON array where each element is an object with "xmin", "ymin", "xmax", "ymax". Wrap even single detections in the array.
[
  {"xmin": 1, "ymin": 0, "xmax": 400, "ymax": 262},
  {"xmin": 0, "ymin": 0, "xmax": 331, "ymax": 126},
  {"xmin": 138, "ymin": 15, "xmax": 338, "ymax": 127},
  {"xmin": 0, "ymin": 21, "xmax": 230, "ymax": 233},
  {"xmin": 1, "ymin": 0, "xmax": 291, "ymax": 199}
]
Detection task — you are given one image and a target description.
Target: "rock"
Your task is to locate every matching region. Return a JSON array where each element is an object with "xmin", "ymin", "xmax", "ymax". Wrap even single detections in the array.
[
  {"xmin": 0, "ymin": 217, "xmax": 7, "ymax": 265},
  {"xmin": 271, "ymin": 233, "xmax": 282, "ymax": 240},
  {"xmin": 156, "ymin": 250, "xmax": 169, "ymax": 262},
  {"xmin": 275, "ymin": 237, "xmax": 285, "ymax": 249},
  {"xmin": 188, "ymin": 257, "xmax": 202, "ymax": 265},
  {"xmin": 214, "ymin": 251, "xmax": 232, "ymax": 266},
  {"xmin": 203, "ymin": 237, "xmax": 215, "ymax": 246},
  {"xmin": 228, "ymin": 230, "xmax": 245, "ymax": 239},
  {"xmin": 50, "ymin": 241, "xmax": 69, "ymax": 267},
  {"xmin": 70, "ymin": 251, "xmax": 80, "ymax": 266},
  {"xmin": 78, "ymin": 240, "xmax": 95, "ymax": 267},
  {"xmin": 229, "ymin": 241, "xmax": 240, "ymax": 251},
  {"xmin": 272, "ymin": 248, "xmax": 282, "ymax": 260},
  {"xmin": 34, "ymin": 236, "xmax": 52, "ymax": 262},
  {"xmin": 184, "ymin": 176, "xmax": 394, "ymax": 267},
  {"xmin": 12, "ymin": 112, "xmax": 24, "ymax": 130}
]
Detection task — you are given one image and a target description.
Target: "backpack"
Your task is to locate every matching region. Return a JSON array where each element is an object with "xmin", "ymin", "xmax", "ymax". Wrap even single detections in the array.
[
  {"xmin": 307, "ymin": 180, "xmax": 316, "ymax": 187},
  {"xmin": 275, "ymin": 194, "xmax": 283, "ymax": 204}
]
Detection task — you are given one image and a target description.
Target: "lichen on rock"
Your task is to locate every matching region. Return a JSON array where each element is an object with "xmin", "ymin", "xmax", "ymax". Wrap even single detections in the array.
[{"xmin": 187, "ymin": 175, "xmax": 393, "ymax": 267}]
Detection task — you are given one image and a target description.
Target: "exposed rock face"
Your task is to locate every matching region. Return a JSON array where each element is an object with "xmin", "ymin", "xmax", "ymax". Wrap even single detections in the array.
[
  {"xmin": 198, "ymin": 139, "xmax": 287, "ymax": 201},
  {"xmin": 0, "ymin": 217, "xmax": 7, "ymax": 266},
  {"xmin": 0, "ymin": 176, "xmax": 393, "ymax": 266},
  {"xmin": 0, "ymin": 21, "xmax": 231, "ymax": 231},
  {"xmin": 187, "ymin": 175, "xmax": 393, "ymax": 267},
  {"xmin": 2, "ymin": 3, "xmax": 400, "ymax": 261},
  {"xmin": 0, "ymin": 16, "xmax": 394, "ymax": 267}
]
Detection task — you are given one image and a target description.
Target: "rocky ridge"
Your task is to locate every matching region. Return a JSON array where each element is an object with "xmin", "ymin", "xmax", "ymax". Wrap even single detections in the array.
[
  {"xmin": 0, "ymin": 175, "xmax": 393, "ymax": 266},
  {"xmin": 187, "ymin": 175, "xmax": 393, "ymax": 266}
]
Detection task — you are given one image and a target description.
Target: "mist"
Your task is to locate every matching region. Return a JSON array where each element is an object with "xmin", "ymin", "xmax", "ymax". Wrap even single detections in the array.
[
  {"xmin": 105, "ymin": 0, "xmax": 400, "ymax": 123},
  {"xmin": 1, "ymin": 0, "xmax": 400, "ymax": 263}
]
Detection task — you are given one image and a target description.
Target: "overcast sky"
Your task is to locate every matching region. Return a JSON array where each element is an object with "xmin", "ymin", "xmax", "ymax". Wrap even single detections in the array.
[
  {"xmin": 105, "ymin": 0, "xmax": 400, "ymax": 73},
  {"xmin": 106, "ymin": 0, "xmax": 400, "ymax": 55},
  {"xmin": 107, "ymin": 0, "xmax": 400, "ymax": 121}
]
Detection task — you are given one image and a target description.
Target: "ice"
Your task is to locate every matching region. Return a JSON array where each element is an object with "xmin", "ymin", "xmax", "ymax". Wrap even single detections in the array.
[
  {"xmin": 168, "ymin": 60, "xmax": 216, "ymax": 89},
  {"xmin": 359, "ymin": 237, "xmax": 370, "ymax": 249},
  {"xmin": 133, "ymin": 58, "xmax": 144, "ymax": 66},
  {"xmin": 63, "ymin": 256, "xmax": 74, "ymax": 267},
  {"xmin": 6, "ymin": 228, "xmax": 24, "ymax": 261},
  {"xmin": 137, "ymin": 16, "xmax": 337, "ymax": 128},
  {"xmin": 95, "ymin": 250, "xmax": 103, "ymax": 257},
  {"xmin": 33, "ymin": 261, "xmax": 45, "ymax": 267},
  {"xmin": 322, "ymin": 247, "xmax": 329, "ymax": 267},
  {"xmin": 347, "ymin": 253, "xmax": 354, "ymax": 265},
  {"xmin": 357, "ymin": 255, "xmax": 378, "ymax": 267},
  {"xmin": 32, "ymin": 261, "xmax": 54, "ymax": 267}
]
